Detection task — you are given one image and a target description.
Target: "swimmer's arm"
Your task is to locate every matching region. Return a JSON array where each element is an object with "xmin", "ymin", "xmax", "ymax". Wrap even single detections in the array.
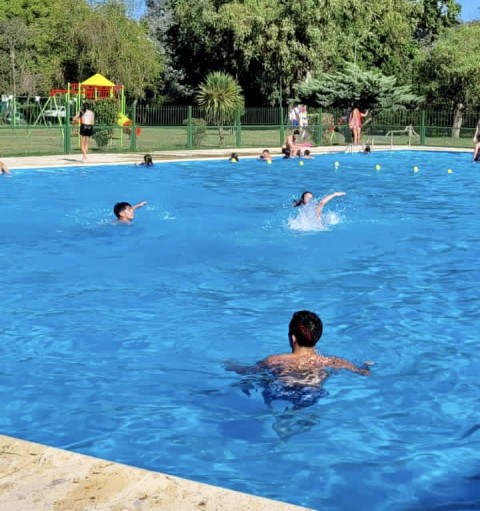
[
  {"xmin": 316, "ymin": 191, "xmax": 346, "ymax": 218},
  {"xmin": 224, "ymin": 360, "xmax": 265, "ymax": 375},
  {"xmin": 0, "ymin": 162, "xmax": 9, "ymax": 174},
  {"xmin": 326, "ymin": 356, "xmax": 371, "ymax": 375},
  {"xmin": 132, "ymin": 201, "xmax": 147, "ymax": 211}
]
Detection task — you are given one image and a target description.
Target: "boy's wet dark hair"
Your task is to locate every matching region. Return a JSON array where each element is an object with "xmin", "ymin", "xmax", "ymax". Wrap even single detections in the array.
[
  {"xmin": 289, "ymin": 310, "xmax": 323, "ymax": 347},
  {"xmin": 364, "ymin": 145, "xmax": 371, "ymax": 154},
  {"xmin": 304, "ymin": 149, "xmax": 311, "ymax": 157},
  {"xmin": 230, "ymin": 152, "xmax": 239, "ymax": 161},
  {"xmin": 113, "ymin": 201, "xmax": 131, "ymax": 218},
  {"xmin": 144, "ymin": 154, "xmax": 153, "ymax": 166}
]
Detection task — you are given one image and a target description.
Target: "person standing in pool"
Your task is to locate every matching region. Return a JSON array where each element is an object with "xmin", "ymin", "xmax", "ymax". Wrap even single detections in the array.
[
  {"xmin": 0, "ymin": 160, "xmax": 9, "ymax": 174},
  {"xmin": 472, "ymin": 120, "xmax": 480, "ymax": 161},
  {"xmin": 113, "ymin": 201, "xmax": 147, "ymax": 224},
  {"xmin": 261, "ymin": 310, "xmax": 371, "ymax": 376},
  {"xmin": 293, "ymin": 191, "xmax": 346, "ymax": 219},
  {"xmin": 73, "ymin": 102, "xmax": 95, "ymax": 163}
]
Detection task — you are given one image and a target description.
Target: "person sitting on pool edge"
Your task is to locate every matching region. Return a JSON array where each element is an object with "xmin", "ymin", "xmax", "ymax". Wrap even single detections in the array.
[
  {"xmin": 261, "ymin": 310, "xmax": 371, "ymax": 376},
  {"xmin": 293, "ymin": 190, "xmax": 346, "ymax": 219},
  {"xmin": 113, "ymin": 201, "xmax": 147, "ymax": 224}
]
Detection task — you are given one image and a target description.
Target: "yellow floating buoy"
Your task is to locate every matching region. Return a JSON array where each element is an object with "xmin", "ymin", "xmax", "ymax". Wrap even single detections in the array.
[
  {"xmin": 375, "ymin": 164, "xmax": 381, "ymax": 171},
  {"xmin": 299, "ymin": 160, "xmax": 304, "ymax": 166},
  {"xmin": 447, "ymin": 168, "xmax": 453, "ymax": 174},
  {"xmin": 334, "ymin": 161, "xmax": 340, "ymax": 168},
  {"xmin": 267, "ymin": 159, "xmax": 272, "ymax": 165},
  {"xmin": 413, "ymin": 166, "xmax": 419, "ymax": 173}
]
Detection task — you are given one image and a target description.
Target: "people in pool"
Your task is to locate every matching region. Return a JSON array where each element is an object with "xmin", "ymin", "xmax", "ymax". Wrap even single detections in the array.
[
  {"xmin": 364, "ymin": 144, "xmax": 372, "ymax": 154},
  {"xmin": 302, "ymin": 149, "xmax": 314, "ymax": 159},
  {"xmin": 260, "ymin": 310, "xmax": 371, "ymax": 376},
  {"xmin": 138, "ymin": 154, "xmax": 154, "ymax": 167},
  {"xmin": 472, "ymin": 134, "xmax": 480, "ymax": 162},
  {"xmin": 260, "ymin": 149, "xmax": 272, "ymax": 160},
  {"xmin": 0, "ymin": 160, "xmax": 9, "ymax": 174},
  {"xmin": 230, "ymin": 152, "xmax": 239, "ymax": 162},
  {"xmin": 113, "ymin": 201, "xmax": 147, "ymax": 224},
  {"xmin": 293, "ymin": 190, "xmax": 346, "ymax": 220}
]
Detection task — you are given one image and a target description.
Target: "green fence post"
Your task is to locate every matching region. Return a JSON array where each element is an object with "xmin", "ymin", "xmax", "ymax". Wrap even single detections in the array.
[
  {"xmin": 420, "ymin": 110, "xmax": 426, "ymax": 146},
  {"xmin": 64, "ymin": 100, "xmax": 71, "ymax": 154},
  {"xmin": 279, "ymin": 107, "xmax": 285, "ymax": 146},
  {"xmin": 235, "ymin": 109, "xmax": 241, "ymax": 147},
  {"xmin": 317, "ymin": 108, "xmax": 323, "ymax": 145},
  {"xmin": 187, "ymin": 106, "xmax": 193, "ymax": 149},
  {"xmin": 129, "ymin": 100, "xmax": 137, "ymax": 152}
]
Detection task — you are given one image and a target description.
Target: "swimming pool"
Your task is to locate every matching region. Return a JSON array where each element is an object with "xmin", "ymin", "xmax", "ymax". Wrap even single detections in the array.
[{"xmin": 1, "ymin": 151, "xmax": 479, "ymax": 510}]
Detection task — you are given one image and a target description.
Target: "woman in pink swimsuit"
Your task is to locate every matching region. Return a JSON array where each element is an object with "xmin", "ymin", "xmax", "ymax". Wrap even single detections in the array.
[{"xmin": 349, "ymin": 107, "xmax": 368, "ymax": 145}]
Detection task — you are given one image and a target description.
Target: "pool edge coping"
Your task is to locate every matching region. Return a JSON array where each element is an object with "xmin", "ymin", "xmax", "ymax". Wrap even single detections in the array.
[
  {"xmin": 2, "ymin": 145, "xmax": 472, "ymax": 170},
  {"xmin": 0, "ymin": 434, "xmax": 313, "ymax": 511}
]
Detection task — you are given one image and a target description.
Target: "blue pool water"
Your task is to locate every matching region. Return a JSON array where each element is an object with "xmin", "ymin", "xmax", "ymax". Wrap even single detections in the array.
[{"xmin": 1, "ymin": 151, "xmax": 479, "ymax": 511}]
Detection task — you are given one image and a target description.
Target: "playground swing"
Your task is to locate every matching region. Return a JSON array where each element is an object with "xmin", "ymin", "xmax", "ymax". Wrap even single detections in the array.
[{"xmin": 31, "ymin": 73, "xmax": 140, "ymax": 145}]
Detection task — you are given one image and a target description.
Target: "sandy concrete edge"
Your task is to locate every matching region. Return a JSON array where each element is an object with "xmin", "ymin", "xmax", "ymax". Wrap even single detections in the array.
[{"xmin": 0, "ymin": 435, "xmax": 314, "ymax": 511}]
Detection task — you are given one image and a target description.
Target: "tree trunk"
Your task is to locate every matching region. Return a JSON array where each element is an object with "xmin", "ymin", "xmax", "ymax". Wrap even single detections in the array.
[{"xmin": 452, "ymin": 102, "xmax": 463, "ymax": 138}]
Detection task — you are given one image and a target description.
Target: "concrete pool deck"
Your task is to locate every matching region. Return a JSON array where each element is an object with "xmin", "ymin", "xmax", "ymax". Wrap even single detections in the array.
[
  {"xmin": 0, "ymin": 435, "xmax": 312, "ymax": 511},
  {"xmin": 0, "ymin": 144, "xmax": 471, "ymax": 511}
]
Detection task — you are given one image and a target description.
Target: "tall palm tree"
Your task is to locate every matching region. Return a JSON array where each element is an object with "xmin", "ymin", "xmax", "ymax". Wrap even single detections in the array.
[{"xmin": 196, "ymin": 71, "xmax": 244, "ymax": 145}]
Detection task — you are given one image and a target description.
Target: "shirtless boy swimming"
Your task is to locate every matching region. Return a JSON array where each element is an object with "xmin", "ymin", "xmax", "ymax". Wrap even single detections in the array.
[
  {"xmin": 261, "ymin": 310, "xmax": 371, "ymax": 377},
  {"xmin": 113, "ymin": 201, "xmax": 147, "ymax": 224}
]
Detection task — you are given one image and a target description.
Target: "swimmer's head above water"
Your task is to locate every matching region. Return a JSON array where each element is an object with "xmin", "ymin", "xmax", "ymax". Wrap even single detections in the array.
[
  {"xmin": 293, "ymin": 191, "xmax": 314, "ymax": 207},
  {"xmin": 289, "ymin": 310, "xmax": 323, "ymax": 348},
  {"xmin": 114, "ymin": 202, "xmax": 134, "ymax": 222}
]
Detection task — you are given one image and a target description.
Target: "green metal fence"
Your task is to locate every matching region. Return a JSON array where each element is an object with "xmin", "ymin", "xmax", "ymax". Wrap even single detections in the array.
[{"xmin": 0, "ymin": 102, "xmax": 478, "ymax": 157}]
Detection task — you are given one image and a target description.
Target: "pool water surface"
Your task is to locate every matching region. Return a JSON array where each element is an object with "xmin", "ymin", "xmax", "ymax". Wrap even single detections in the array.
[{"xmin": 0, "ymin": 151, "xmax": 479, "ymax": 511}]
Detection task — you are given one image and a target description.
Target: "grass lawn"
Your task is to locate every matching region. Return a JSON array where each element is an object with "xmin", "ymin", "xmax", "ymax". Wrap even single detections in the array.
[{"xmin": 0, "ymin": 125, "xmax": 474, "ymax": 157}]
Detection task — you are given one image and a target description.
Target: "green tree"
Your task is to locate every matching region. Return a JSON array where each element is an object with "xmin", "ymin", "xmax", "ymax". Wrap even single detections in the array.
[
  {"xmin": 0, "ymin": 0, "xmax": 162, "ymax": 98},
  {"xmin": 69, "ymin": 0, "xmax": 163, "ymax": 98},
  {"xmin": 0, "ymin": 18, "xmax": 32, "ymax": 96},
  {"xmin": 295, "ymin": 63, "xmax": 423, "ymax": 111},
  {"xmin": 415, "ymin": 21, "xmax": 480, "ymax": 136},
  {"xmin": 414, "ymin": 0, "xmax": 461, "ymax": 42},
  {"xmin": 196, "ymin": 71, "xmax": 244, "ymax": 144},
  {"xmin": 159, "ymin": 0, "xmax": 426, "ymax": 105}
]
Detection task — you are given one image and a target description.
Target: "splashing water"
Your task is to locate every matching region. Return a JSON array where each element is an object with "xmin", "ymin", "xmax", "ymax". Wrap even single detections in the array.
[{"xmin": 287, "ymin": 202, "xmax": 343, "ymax": 231}]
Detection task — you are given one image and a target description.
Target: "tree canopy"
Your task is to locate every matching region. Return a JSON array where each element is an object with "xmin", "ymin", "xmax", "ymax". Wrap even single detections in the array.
[
  {"xmin": 295, "ymin": 63, "xmax": 424, "ymax": 111},
  {"xmin": 0, "ymin": 0, "xmax": 162, "ymax": 98},
  {"xmin": 415, "ymin": 21, "xmax": 480, "ymax": 108},
  {"xmin": 156, "ymin": 0, "xmax": 462, "ymax": 105}
]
